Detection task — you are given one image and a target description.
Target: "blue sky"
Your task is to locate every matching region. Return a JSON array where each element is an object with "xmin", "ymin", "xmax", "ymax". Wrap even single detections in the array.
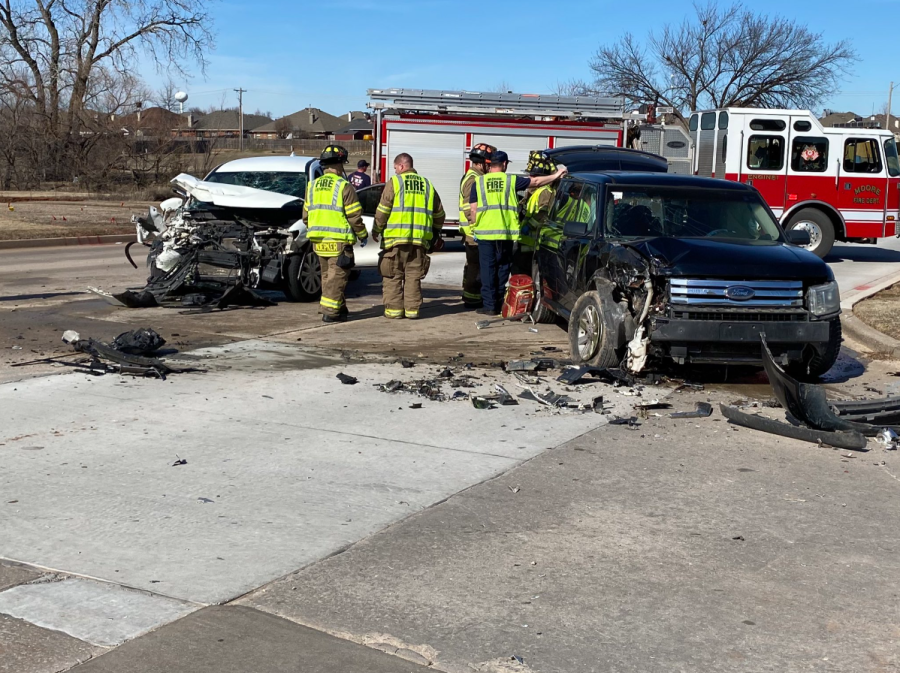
[{"xmin": 148, "ymin": 0, "xmax": 900, "ymax": 119}]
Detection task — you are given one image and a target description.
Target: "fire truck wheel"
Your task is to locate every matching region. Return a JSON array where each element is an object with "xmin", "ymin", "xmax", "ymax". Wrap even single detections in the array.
[{"xmin": 786, "ymin": 209, "xmax": 835, "ymax": 259}]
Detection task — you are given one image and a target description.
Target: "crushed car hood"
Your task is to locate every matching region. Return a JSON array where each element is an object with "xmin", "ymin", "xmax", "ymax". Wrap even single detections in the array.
[
  {"xmin": 623, "ymin": 237, "xmax": 833, "ymax": 281},
  {"xmin": 171, "ymin": 174, "xmax": 301, "ymax": 210}
]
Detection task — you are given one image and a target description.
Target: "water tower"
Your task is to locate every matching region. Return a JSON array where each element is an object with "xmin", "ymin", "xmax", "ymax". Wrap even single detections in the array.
[{"xmin": 174, "ymin": 91, "xmax": 188, "ymax": 114}]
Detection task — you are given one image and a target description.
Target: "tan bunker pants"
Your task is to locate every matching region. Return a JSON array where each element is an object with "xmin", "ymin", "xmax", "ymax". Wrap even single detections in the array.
[{"xmin": 380, "ymin": 243, "xmax": 429, "ymax": 319}]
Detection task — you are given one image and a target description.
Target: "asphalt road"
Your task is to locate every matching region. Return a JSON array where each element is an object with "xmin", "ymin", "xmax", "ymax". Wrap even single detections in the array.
[{"xmin": 1, "ymin": 237, "xmax": 899, "ymax": 307}]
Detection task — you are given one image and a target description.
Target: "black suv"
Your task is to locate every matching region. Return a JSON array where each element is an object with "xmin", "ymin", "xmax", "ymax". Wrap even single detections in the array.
[{"xmin": 531, "ymin": 152, "xmax": 842, "ymax": 378}]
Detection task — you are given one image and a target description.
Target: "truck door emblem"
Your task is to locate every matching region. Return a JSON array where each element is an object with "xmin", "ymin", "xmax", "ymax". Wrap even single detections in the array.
[{"xmin": 725, "ymin": 286, "xmax": 755, "ymax": 300}]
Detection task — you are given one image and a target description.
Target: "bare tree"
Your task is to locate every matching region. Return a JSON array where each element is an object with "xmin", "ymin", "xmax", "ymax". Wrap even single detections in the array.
[
  {"xmin": 0, "ymin": 0, "xmax": 213, "ymax": 182},
  {"xmin": 154, "ymin": 78, "xmax": 181, "ymax": 112},
  {"xmin": 490, "ymin": 81, "xmax": 513, "ymax": 94},
  {"xmin": 585, "ymin": 2, "xmax": 855, "ymax": 121},
  {"xmin": 274, "ymin": 116, "xmax": 293, "ymax": 139}
]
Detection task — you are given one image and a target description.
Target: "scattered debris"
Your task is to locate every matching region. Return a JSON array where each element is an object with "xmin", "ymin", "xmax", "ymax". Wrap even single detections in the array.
[
  {"xmin": 732, "ymin": 535, "xmax": 745, "ymax": 541},
  {"xmin": 634, "ymin": 400, "xmax": 671, "ymax": 410},
  {"xmin": 60, "ymin": 330, "xmax": 178, "ymax": 379},
  {"xmin": 493, "ymin": 384, "xmax": 519, "ymax": 406},
  {"xmin": 720, "ymin": 404, "xmax": 867, "ymax": 450},
  {"xmin": 172, "ymin": 457, "xmax": 187, "ymax": 466},
  {"xmin": 409, "ymin": 403, "xmax": 423, "ymax": 410},
  {"xmin": 111, "ymin": 328, "xmax": 166, "ymax": 355},
  {"xmin": 336, "ymin": 373, "xmax": 358, "ymax": 385},
  {"xmin": 670, "ymin": 402, "xmax": 714, "ymax": 419},
  {"xmin": 472, "ymin": 396, "xmax": 495, "ymax": 410},
  {"xmin": 673, "ymin": 382, "xmax": 705, "ymax": 393},
  {"xmin": 399, "ymin": 359, "xmax": 415, "ymax": 369},
  {"xmin": 609, "ymin": 416, "xmax": 640, "ymax": 427},
  {"xmin": 876, "ymin": 428, "xmax": 899, "ymax": 449}
]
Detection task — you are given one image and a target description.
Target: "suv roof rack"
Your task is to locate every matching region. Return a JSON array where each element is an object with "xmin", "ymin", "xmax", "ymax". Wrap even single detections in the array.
[{"xmin": 367, "ymin": 88, "xmax": 625, "ymax": 120}]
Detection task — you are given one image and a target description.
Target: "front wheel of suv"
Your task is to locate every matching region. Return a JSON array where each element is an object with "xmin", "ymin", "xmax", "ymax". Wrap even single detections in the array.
[
  {"xmin": 568, "ymin": 290, "xmax": 623, "ymax": 368},
  {"xmin": 283, "ymin": 246, "xmax": 322, "ymax": 302},
  {"xmin": 530, "ymin": 259, "xmax": 556, "ymax": 324}
]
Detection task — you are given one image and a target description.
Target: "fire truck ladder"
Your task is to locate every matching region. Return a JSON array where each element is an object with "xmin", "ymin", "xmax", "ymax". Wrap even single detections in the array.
[{"xmin": 367, "ymin": 88, "xmax": 625, "ymax": 119}]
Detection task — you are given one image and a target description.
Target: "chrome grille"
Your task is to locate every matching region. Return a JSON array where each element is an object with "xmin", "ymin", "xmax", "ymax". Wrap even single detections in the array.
[{"xmin": 670, "ymin": 279, "xmax": 804, "ymax": 308}]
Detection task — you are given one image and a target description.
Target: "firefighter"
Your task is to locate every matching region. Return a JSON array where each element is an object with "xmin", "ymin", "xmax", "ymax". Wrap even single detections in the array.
[
  {"xmin": 458, "ymin": 143, "xmax": 496, "ymax": 309},
  {"xmin": 373, "ymin": 153, "xmax": 445, "ymax": 319},
  {"xmin": 512, "ymin": 150, "xmax": 560, "ymax": 276},
  {"xmin": 302, "ymin": 145, "xmax": 368, "ymax": 323},
  {"xmin": 469, "ymin": 150, "xmax": 567, "ymax": 315}
]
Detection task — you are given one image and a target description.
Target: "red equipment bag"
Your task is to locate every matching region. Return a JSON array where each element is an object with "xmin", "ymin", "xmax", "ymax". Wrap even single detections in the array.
[{"xmin": 502, "ymin": 274, "xmax": 535, "ymax": 318}]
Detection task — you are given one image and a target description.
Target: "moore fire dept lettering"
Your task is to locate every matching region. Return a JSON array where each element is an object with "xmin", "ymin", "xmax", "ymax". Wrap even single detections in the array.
[{"xmin": 853, "ymin": 184, "xmax": 881, "ymax": 205}]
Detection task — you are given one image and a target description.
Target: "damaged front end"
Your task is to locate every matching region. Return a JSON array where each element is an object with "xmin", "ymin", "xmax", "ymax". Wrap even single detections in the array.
[{"xmin": 123, "ymin": 175, "xmax": 310, "ymax": 308}]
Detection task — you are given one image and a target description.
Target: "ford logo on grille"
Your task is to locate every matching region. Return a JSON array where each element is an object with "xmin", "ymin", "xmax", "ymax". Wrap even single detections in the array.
[{"xmin": 725, "ymin": 286, "xmax": 755, "ymax": 301}]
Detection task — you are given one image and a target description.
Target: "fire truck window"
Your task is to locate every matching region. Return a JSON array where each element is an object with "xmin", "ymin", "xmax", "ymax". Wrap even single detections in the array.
[
  {"xmin": 884, "ymin": 138, "xmax": 900, "ymax": 177},
  {"xmin": 790, "ymin": 137, "xmax": 828, "ymax": 172},
  {"xmin": 689, "ymin": 115, "xmax": 698, "ymax": 132},
  {"xmin": 718, "ymin": 112, "xmax": 729, "ymax": 129},
  {"xmin": 749, "ymin": 119, "xmax": 787, "ymax": 131},
  {"xmin": 746, "ymin": 135, "xmax": 784, "ymax": 170},
  {"xmin": 700, "ymin": 113, "xmax": 716, "ymax": 130},
  {"xmin": 844, "ymin": 138, "xmax": 883, "ymax": 173},
  {"xmin": 793, "ymin": 120, "xmax": 812, "ymax": 132}
]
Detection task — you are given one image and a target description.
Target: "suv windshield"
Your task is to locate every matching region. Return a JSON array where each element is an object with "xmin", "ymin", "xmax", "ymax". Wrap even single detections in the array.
[
  {"xmin": 204, "ymin": 171, "xmax": 308, "ymax": 199},
  {"xmin": 604, "ymin": 187, "xmax": 782, "ymax": 242}
]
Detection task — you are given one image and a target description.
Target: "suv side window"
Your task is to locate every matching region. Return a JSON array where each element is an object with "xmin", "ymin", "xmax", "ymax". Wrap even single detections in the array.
[
  {"xmin": 356, "ymin": 183, "xmax": 385, "ymax": 215},
  {"xmin": 844, "ymin": 138, "xmax": 883, "ymax": 173},
  {"xmin": 555, "ymin": 182, "xmax": 599, "ymax": 235}
]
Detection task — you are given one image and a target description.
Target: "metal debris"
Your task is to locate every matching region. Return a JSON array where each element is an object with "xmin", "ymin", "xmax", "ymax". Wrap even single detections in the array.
[
  {"xmin": 876, "ymin": 428, "xmax": 899, "ymax": 449},
  {"xmin": 670, "ymin": 402, "xmax": 714, "ymax": 419},
  {"xmin": 472, "ymin": 396, "xmax": 495, "ymax": 410},
  {"xmin": 336, "ymin": 373, "xmax": 358, "ymax": 385}
]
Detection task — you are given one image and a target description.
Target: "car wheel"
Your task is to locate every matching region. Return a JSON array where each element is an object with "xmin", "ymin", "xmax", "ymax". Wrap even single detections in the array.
[
  {"xmin": 530, "ymin": 259, "xmax": 556, "ymax": 324},
  {"xmin": 567, "ymin": 290, "xmax": 622, "ymax": 368},
  {"xmin": 786, "ymin": 208, "xmax": 835, "ymax": 259},
  {"xmin": 787, "ymin": 318, "xmax": 842, "ymax": 380},
  {"xmin": 283, "ymin": 246, "xmax": 322, "ymax": 302}
]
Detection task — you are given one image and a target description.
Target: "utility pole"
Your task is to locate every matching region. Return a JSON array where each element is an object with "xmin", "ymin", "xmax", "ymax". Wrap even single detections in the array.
[
  {"xmin": 234, "ymin": 87, "xmax": 246, "ymax": 151},
  {"xmin": 888, "ymin": 82, "xmax": 896, "ymax": 133}
]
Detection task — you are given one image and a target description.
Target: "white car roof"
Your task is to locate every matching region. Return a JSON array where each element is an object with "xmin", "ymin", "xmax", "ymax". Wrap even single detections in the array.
[{"xmin": 212, "ymin": 155, "xmax": 317, "ymax": 173}]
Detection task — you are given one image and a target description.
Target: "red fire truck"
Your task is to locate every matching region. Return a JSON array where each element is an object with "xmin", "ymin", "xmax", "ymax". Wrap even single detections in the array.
[
  {"xmin": 367, "ymin": 89, "xmax": 628, "ymax": 233},
  {"xmin": 688, "ymin": 108, "xmax": 900, "ymax": 257}
]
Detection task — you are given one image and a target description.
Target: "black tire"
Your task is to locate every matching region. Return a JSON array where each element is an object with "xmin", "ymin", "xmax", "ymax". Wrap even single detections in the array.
[
  {"xmin": 530, "ymin": 258, "xmax": 556, "ymax": 324},
  {"xmin": 785, "ymin": 208, "xmax": 835, "ymax": 259},
  {"xmin": 567, "ymin": 290, "xmax": 623, "ymax": 368},
  {"xmin": 283, "ymin": 246, "xmax": 321, "ymax": 302},
  {"xmin": 787, "ymin": 318, "xmax": 842, "ymax": 380}
]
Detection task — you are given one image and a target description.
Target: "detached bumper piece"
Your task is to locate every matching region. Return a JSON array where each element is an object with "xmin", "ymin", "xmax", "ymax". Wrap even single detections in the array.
[{"xmin": 721, "ymin": 336, "xmax": 900, "ymax": 450}]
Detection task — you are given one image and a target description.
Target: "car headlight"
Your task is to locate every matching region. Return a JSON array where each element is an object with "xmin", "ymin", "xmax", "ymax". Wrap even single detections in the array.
[{"xmin": 807, "ymin": 280, "xmax": 840, "ymax": 317}]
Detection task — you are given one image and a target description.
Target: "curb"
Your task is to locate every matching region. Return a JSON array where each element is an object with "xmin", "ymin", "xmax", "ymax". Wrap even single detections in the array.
[
  {"xmin": 0, "ymin": 234, "xmax": 134, "ymax": 250},
  {"xmin": 839, "ymin": 268, "xmax": 900, "ymax": 357}
]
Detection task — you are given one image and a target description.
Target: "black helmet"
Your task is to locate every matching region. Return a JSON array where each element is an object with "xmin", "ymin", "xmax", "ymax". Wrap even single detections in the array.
[
  {"xmin": 525, "ymin": 150, "xmax": 557, "ymax": 176},
  {"xmin": 469, "ymin": 143, "xmax": 496, "ymax": 165},
  {"xmin": 320, "ymin": 145, "xmax": 349, "ymax": 165}
]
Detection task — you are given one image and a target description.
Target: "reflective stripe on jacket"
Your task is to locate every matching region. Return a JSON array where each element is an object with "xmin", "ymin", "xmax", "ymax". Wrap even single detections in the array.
[
  {"xmin": 473, "ymin": 172, "xmax": 520, "ymax": 241},
  {"xmin": 458, "ymin": 168, "xmax": 479, "ymax": 237},
  {"xmin": 305, "ymin": 174, "xmax": 359, "ymax": 247},
  {"xmin": 378, "ymin": 172, "xmax": 436, "ymax": 248},
  {"xmin": 519, "ymin": 185, "xmax": 553, "ymax": 251}
]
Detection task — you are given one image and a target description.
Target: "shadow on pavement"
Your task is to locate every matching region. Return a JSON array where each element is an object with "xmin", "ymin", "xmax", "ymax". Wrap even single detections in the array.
[{"xmin": 825, "ymin": 244, "xmax": 900, "ymax": 264}]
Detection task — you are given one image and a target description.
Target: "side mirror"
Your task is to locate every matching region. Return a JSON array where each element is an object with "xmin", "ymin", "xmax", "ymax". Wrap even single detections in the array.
[
  {"xmin": 563, "ymin": 221, "xmax": 590, "ymax": 238},
  {"xmin": 786, "ymin": 229, "xmax": 811, "ymax": 246}
]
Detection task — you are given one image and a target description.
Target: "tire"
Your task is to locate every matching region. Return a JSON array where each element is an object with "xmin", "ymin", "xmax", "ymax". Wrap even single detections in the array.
[
  {"xmin": 530, "ymin": 259, "xmax": 556, "ymax": 324},
  {"xmin": 567, "ymin": 290, "xmax": 623, "ymax": 368},
  {"xmin": 785, "ymin": 208, "xmax": 835, "ymax": 259},
  {"xmin": 787, "ymin": 318, "xmax": 842, "ymax": 380},
  {"xmin": 283, "ymin": 246, "xmax": 321, "ymax": 302}
]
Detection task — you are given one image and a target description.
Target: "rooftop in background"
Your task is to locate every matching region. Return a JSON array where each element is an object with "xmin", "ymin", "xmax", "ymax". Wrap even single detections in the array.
[
  {"xmin": 332, "ymin": 118, "xmax": 373, "ymax": 135},
  {"xmin": 251, "ymin": 107, "xmax": 346, "ymax": 135},
  {"xmin": 820, "ymin": 110, "xmax": 900, "ymax": 133},
  {"xmin": 194, "ymin": 109, "xmax": 272, "ymax": 130}
]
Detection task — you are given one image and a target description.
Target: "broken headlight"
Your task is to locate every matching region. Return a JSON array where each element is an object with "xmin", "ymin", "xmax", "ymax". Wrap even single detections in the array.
[{"xmin": 807, "ymin": 280, "xmax": 840, "ymax": 317}]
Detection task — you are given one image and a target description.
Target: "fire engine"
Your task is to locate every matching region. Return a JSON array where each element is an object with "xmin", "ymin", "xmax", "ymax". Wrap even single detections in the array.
[
  {"xmin": 688, "ymin": 108, "xmax": 900, "ymax": 258},
  {"xmin": 367, "ymin": 88, "xmax": 631, "ymax": 233}
]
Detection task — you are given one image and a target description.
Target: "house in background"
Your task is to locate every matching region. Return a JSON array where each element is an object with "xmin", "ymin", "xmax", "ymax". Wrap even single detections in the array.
[
  {"xmin": 820, "ymin": 110, "xmax": 900, "ymax": 140},
  {"xmin": 188, "ymin": 110, "xmax": 273, "ymax": 139},
  {"xmin": 250, "ymin": 107, "xmax": 344, "ymax": 140},
  {"xmin": 114, "ymin": 106, "xmax": 191, "ymax": 137},
  {"xmin": 331, "ymin": 117, "xmax": 373, "ymax": 141}
]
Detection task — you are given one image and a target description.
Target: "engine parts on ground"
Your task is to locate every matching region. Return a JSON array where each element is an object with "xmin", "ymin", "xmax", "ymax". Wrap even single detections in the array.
[
  {"xmin": 60, "ymin": 330, "xmax": 183, "ymax": 379},
  {"xmin": 111, "ymin": 328, "xmax": 166, "ymax": 355}
]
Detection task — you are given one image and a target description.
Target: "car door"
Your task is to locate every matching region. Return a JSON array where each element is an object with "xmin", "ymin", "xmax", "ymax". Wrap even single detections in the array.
[
  {"xmin": 556, "ymin": 181, "xmax": 600, "ymax": 312},
  {"xmin": 536, "ymin": 181, "xmax": 572, "ymax": 303}
]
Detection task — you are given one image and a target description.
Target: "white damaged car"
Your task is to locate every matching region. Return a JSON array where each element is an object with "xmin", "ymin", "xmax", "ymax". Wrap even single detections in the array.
[{"xmin": 131, "ymin": 155, "xmax": 382, "ymax": 305}]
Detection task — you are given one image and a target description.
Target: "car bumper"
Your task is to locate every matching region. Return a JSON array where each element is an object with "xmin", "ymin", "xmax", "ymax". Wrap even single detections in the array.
[{"xmin": 650, "ymin": 318, "xmax": 831, "ymax": 344}]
